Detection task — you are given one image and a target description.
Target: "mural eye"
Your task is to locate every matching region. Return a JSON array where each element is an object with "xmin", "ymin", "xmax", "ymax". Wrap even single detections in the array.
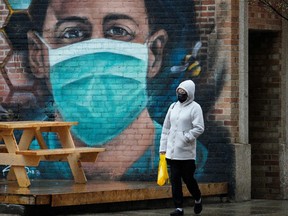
[
  {"xmin": 62, "ymin": 28, "xmax": 86, "ymax": 39},
  {"xmin": 104, "ymin": 26, "xmax": 135, "ymax": 41}
]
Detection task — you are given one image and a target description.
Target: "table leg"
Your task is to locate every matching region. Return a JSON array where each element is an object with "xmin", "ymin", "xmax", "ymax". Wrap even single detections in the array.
[
  {"xmin": 67, "ymin": 154, "xmax": 87, "ymax": 184},
  {"xmin": 57, "ymin": 126, "xmax": 88, "ymax": 183},
  {"xmin": 18, "ymin": 129, "xmax": 35, "ymax": 150},
  {"xmin": 53, "ymin": 126, "xmax": 75, "ymax": 148},
  {"xmin": 10, "ymin": 166, "xmax": 31, "ymax": 187},
  {"xmin": 1, "ymin": 131, "xmax": 31, "ymax": 187},
  {"xmin": 2, "ymin": 133, "xmax": 18, "ymax": 153},
  {"xmin": 34, "ymin": 127, "xmax": 48, "ymax": 149},
  {"xmin": 6, "ymin": 166, "xmax": 16, "ymax": 181}
]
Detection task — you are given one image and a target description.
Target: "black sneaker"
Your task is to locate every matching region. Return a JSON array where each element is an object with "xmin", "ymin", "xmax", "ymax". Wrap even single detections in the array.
[
  {"xmin": 170, "ymin": 209, "xmax": 184, "ymax": 216},
  {"xmin": 194, "ymin": 199, "xmax": 202, "ymax": 214}
]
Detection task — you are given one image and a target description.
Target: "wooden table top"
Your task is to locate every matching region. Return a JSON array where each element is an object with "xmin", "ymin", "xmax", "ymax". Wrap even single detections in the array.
[{"xmin": 0, "ymin": 121, "xmax": 78, "ymax": 129}]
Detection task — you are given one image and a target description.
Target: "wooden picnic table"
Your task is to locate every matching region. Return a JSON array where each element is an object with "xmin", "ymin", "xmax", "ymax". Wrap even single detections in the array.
[{"xmin": 0, "ymin": 121, "xmax": 105, "ymax": 187}]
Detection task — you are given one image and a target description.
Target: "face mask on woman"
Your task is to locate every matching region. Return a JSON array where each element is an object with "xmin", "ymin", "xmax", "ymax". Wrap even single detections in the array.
[{"xmin": 177, "ymin": 93, "xmax": 188, "ymax": 103}]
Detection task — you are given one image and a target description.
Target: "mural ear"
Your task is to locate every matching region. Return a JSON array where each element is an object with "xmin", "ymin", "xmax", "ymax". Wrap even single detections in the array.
[
  {"xmin": 147, "ymin": 29, "xmax": 168, "ymax": 78},
  {"xmin": 27, "ymin": 31, "xmax": 48, "ymax": 78}
]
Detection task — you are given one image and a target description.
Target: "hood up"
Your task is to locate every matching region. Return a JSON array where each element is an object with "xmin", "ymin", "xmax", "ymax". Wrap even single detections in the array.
[{"xmin": 176, "ymin": 80, "xmax": 195, "ymax": 104}]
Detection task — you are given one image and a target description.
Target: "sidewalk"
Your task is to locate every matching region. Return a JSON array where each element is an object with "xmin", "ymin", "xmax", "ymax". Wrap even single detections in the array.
[
  {"xmin": 60, "ymin": 199, "xmax": 288, "ymax": 216},
  {"xmin": 2, "ymin": 199, "xmax": 288, "ymax": 215}
]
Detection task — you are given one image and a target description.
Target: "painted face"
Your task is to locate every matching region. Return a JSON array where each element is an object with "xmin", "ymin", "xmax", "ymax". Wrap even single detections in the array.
[
  {"xmin": 35, "ymin": 0, "xmax": 150, "ymax": 145},
  {"xmin": 31, "ymin": 0, "xmax": 168, "ymax": 82},
  {"xmin": 28, "ymin": 0, "xmax": 168, "ymax": 145},
  {"xmin": 42, "ymin": 0, "xmax": 149, "ymax": 48}
]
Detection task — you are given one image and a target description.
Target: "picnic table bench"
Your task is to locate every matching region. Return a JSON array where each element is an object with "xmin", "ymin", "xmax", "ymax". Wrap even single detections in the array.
[{"xmin": 0, "ymin": 121, "xmax": 105, "ymax": 187}]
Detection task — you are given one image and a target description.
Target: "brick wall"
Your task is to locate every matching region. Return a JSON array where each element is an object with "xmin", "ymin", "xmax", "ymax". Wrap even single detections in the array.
[
  {"xmin": 0, "ymin": 0, "xmax": 235, "ymax": 189},
  {"xmin": 249, "ymin": 1, "xmax": 282, "ymax": 31}
]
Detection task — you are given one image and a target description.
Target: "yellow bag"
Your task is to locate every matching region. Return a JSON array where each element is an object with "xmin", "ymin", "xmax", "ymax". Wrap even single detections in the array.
[{"xmin": 157, "ymin": 154, "xmax": 169, "ymax": 186}]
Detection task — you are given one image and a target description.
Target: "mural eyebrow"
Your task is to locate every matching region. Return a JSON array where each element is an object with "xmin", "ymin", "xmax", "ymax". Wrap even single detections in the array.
[
  {"xmin": 103, "ymin": 14, "xmax": 137, "ymax": 24},
  {"xmin": 55, "ymin": 16, "xmax": 91, "ymax": 29}
]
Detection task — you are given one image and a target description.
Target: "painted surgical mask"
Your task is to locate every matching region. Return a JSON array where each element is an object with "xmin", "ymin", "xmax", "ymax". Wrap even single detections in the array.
[{"xmin": 36, "ymin": 34, "xmax": 148, "ymax": 146}]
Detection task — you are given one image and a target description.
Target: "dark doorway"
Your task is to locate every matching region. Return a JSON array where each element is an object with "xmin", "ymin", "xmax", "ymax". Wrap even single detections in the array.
[{"xmin": 249, "ymin": 30, "xmax": 282, "ymax": 199}]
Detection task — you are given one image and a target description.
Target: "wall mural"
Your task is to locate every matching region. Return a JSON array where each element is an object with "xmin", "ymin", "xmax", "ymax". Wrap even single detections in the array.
[{"xmin": 0, "ymin": 0, "xmax": 231, "ymax": 183}]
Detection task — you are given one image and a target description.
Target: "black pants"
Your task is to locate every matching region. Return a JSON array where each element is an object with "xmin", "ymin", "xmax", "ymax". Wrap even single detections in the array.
[{"xmin": 166, "ymin": 159, "xmax": 201, "ymax": 208}]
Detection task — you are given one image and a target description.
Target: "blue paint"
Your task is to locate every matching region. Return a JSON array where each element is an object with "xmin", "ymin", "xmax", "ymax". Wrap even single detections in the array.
[{"xmin": 8, "ymin": 0, "xmax": 31, "ymax": 10}]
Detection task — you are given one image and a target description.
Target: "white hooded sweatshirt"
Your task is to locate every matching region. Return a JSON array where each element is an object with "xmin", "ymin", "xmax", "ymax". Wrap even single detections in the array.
[{"xmin": 159, "ymin": 80, "xmax": 204, "ymax": 160}]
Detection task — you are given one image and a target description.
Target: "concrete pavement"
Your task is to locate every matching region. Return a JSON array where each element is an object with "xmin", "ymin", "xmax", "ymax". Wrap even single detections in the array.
[
  {"xmin": 74, "ymin": 199, "xmax": 288, "ymax": 216},
  {"xmin": 2, "ymin": 199, "xmax": 288, "ymax": 215}
]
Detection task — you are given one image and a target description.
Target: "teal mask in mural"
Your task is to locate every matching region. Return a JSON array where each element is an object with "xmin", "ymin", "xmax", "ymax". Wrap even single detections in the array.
[{"xmin": 36, "ymin": 34, "xmax": 148, "ymax": 146}]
